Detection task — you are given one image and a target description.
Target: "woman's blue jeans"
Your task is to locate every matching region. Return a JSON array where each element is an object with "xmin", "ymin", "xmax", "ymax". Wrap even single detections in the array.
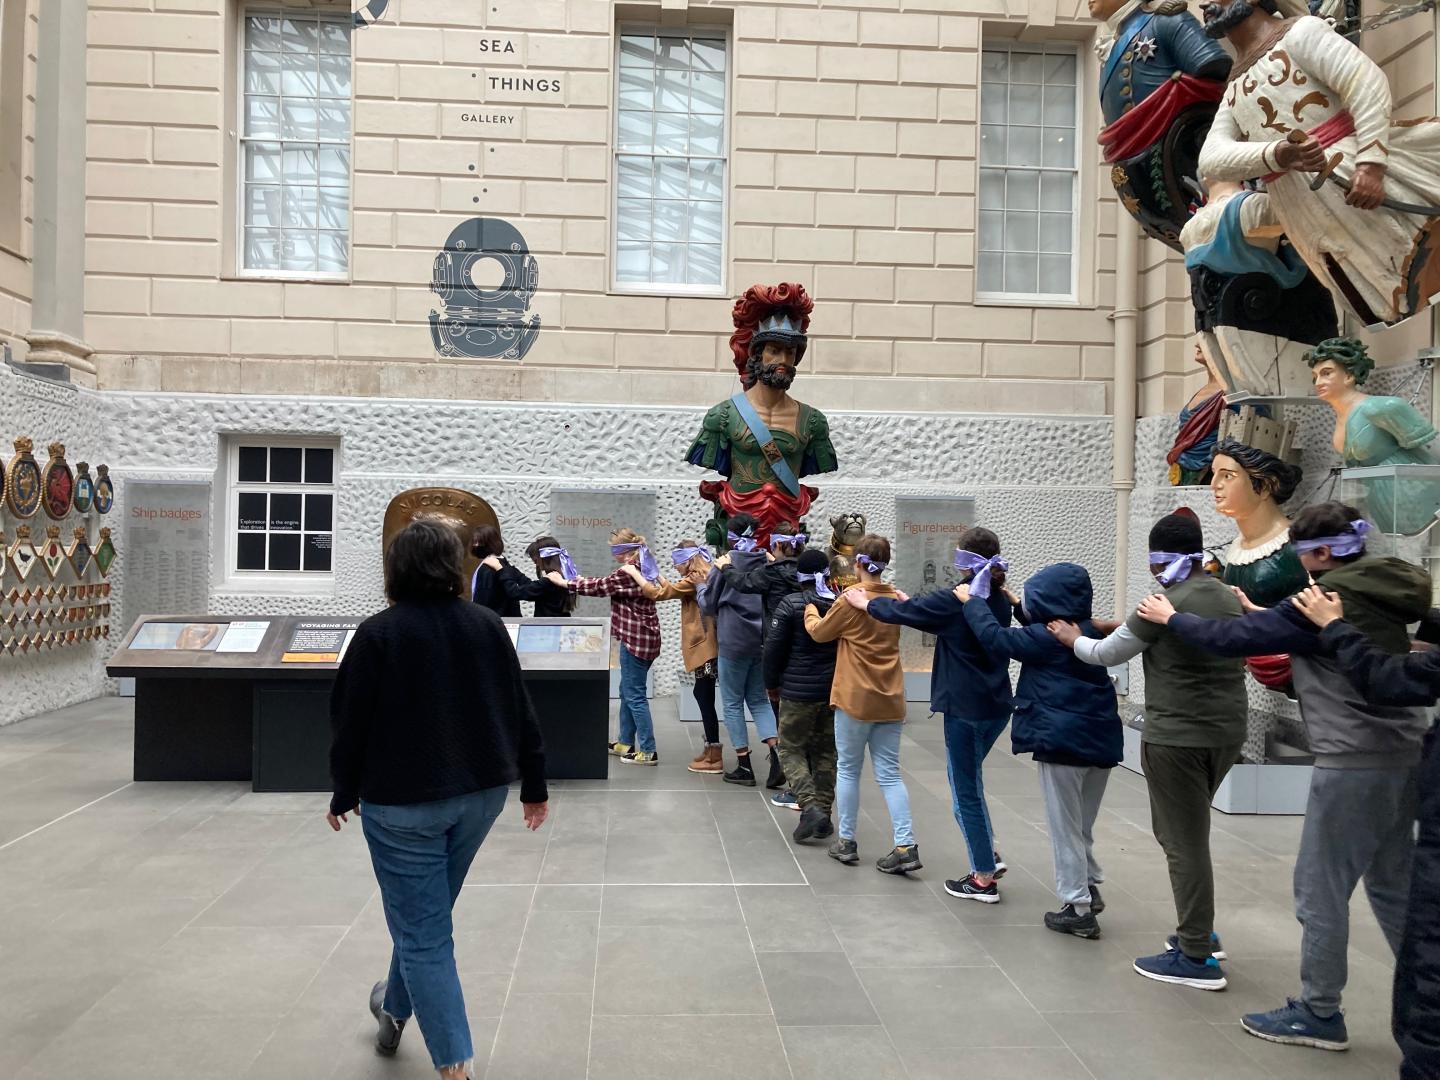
[
  {"xmin": 618, "ymin": 643, "xmax": 656, "ymax": 753},
  {"xmin": 944, "ymin": 713, "xmax": 1011, "ymax": 875},
  {"xmin": 834, "ymin": 708, "xmax": 913, "ymax": 846},
  {"xmin": 717, "ymin": 654, "xmax": 778, "ymax": 751},
  {"xmin": 362, "ymin": 786, "xmax": 508, "ymax": 1071}
]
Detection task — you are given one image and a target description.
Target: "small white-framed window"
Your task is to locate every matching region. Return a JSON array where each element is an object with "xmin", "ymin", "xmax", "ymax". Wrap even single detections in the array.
[
  {"xmin": 612, "ymin": 27, "xmax": 729, "ymax": 294},
  {"xmin": 224, "ymin": 437, "xmax": 338, "ymax": 587},
  {"xmin": 239, "ymin": 9, "xmax": 352, "ymax": 278},
  {"xmin": 977, "ymin": 42, "xmax": 1080, "ymax": 304}
]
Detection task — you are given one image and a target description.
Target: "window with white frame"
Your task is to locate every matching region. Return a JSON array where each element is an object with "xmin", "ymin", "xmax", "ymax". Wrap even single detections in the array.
[
  {"xmin": 241, "ymin": 10, "xmax": 352, "ymax": 277},
  {"xmin": 977, "ymin": 43, "xmax": 1079, "ymax": 302},
  {"xmin": 613, "ymin": 29, "xmax": 728, "ymax": 292},
  {"xmin": 227, "ymin": 439, "xmax": 337, "ymax": 580}
]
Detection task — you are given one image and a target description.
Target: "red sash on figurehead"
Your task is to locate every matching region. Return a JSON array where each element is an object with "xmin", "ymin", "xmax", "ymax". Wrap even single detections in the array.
[
  {"xmin": 1261, "ymin": 110, "xmax": 1356, "ymax": 182},
  {"xmin": 1098, "ymin": 74, "xmax": 1227, "ymax": 163}
]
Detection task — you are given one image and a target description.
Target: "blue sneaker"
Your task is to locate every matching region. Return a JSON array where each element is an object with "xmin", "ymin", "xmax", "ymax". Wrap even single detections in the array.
[
  {"xmin": 770, "ymin": 790, "xmax": 800, "ymax": 811},
  {"xmin": 1133, "ymin": 949, "xmax": 1227, "ymax": 990},
  {"xmin": 1241, "ymin": 999, "xmax": 1349, "ymax": 1051},
  {"xmin": 1165, "ymin": 932, "xmax": 1228, "ymax": 961}
]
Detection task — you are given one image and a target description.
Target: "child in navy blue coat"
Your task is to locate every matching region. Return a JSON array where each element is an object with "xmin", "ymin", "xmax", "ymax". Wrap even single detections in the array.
[{"xmin": 958, "ymin": 561, "xmax": 1122, "ymax": 939}]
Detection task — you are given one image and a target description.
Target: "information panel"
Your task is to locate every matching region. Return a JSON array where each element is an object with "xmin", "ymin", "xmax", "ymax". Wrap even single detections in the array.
[
  {"xmin": 123, "ymin": 482, "xmax": 212, "ymax": 637},
  {"xmin": 549, "ymin": 488, "xmax": 658, "ymax": 619},
  {"xmin": 280, "ymin": 621, "xmax": 359, "ymax": 664},
  {"xmin": 894, "ymin": 496, "xmax": 977, "ymax": 672}
]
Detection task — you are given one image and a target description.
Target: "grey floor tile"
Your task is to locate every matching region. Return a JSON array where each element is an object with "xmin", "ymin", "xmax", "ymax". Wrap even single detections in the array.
[
  {"xmin": 1046, "ymin": 1012, "xmax": 1273, "ymax": 1079},
  {"xmin": 780, "ymin": 1025, "xmax": 907, "ymax": 1080},
  {"xmin": 602, "ymin": 825, "xmax": 732, "ymax": 884},
  {"xmin": 759, "ymin": 951, "xmax": 878, "ymax": 1026},
  {"xmin": 18, "ymin": 1014, "xmax": 277, "ymax": 1080},
  {"xmin": 822, "ymin": 893, "xmax": 992, "ymax": 967},
  {"xmin": 858, "ymin": 966, "xmax": 1057, "ymax": 1049},
  {"xmin": 903, "ymin": 1046, "xmax": 1095, "ymax": 1079},
  {"xmin": 194, "ymin": 868, "xmax": 375, "ymax": 928},
  {"xmin": 510, "ymin": 908, "xmax": 599, "ymax": 994},
  {"xmin": 534, "ymin": 883, "xmax": 603, "ymax": 910},
  {"xmin": 601, "ymin": 883, "xmax": 742, "ymax": 927},
  {"xmin": 487, "ymin": 993, "xmax": 591, "ymax": 1079},
  {"xmin": 594, "ymin": 923, "xmax": 770, "ymax": 1016},
  {"xmin": 589, "ymin": 1013, "xmax": 791, "ymax": 1080},
  {"xmin": 737, "ymin": 884, "xmax": 844, "ymax": 952}
]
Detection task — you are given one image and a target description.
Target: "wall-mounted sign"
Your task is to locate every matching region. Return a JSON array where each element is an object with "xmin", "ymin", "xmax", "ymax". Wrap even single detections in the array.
[
  {"xmin": 894, "ymin": 496, "xmax": 977, "ymax": 669},
  {"xmin": 122, "ymin": 482, "xmax": 212, "ymax": 637},
  {"xmin": 550, "ymin": 489, "xmax": 658, "ymax": 619}
]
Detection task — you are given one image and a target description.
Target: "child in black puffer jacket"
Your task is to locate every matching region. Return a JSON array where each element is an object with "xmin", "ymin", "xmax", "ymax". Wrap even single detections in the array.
[{"xmin": 764, "ymin": 549, "xmax": 839, "ymax": 843}]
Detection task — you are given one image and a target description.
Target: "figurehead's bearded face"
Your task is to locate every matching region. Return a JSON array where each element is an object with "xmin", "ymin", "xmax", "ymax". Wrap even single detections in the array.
[
  {"xmin": 749, "ymin": 342, "xmax": 798, "ymax": 390},
  {"xmin": 1202, "ymin": 0, "xmax": 1256, "ymax": 38}
]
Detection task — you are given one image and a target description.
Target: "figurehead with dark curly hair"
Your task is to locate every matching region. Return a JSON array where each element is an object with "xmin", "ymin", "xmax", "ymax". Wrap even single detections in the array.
[
  {"xmin": 1306, "ymin": 336, "xmax": 1440, "ymax": 535},
  {"xmin": 685, "ymin": 283, "xmax": 839, "ymax": 548},
  {"xmin": 1209, "ymin": 438, "xmax": 1309, "ymax": 608}
]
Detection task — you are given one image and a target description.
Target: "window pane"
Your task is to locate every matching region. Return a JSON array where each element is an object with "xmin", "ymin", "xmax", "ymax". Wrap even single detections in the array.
[
  {"xmin": 317, "ymin": 188, "xmax": 348, "ymax": 230},
  {"xmin": 656, "ymin": 68, "xmax": 689, "ymax": 111},
  {"xmin": 245, "ymin": 228, "xmax": 282, "ymax": 270},
  {"xmin": 245, "ymin": 51, "xmax": 280, "ymax": 95},
  {"xmin": 981, "ymin": 50, "xmax": 1008, "ymax": 82},
  {"xmin": 245, "ymin": 143, "xmax": 281, "ymax": 183},
  {"xmin": 979, "ymin": 168, "xmax": 1005, "ymax": 209},
  {"xmin": 691, "ymin": 71, "xmax": 725, "ymax": 114},
  {"xmin": 305, "ymin": 447, "xmax": 334, "ymax": 484},
  {"xmin": 687, "ymin": 244, "xmax": 721, "ymax": 286},
  {"xmin": 283, "ymin": 146, "xmax": 318, "ymax": 183},
  {"xmin": 657, "ymin": 37, "xmax": 689, "ymax": 68},
  {"xmin": 690, "ymin": 201, "xmax": 723, "ymax": 245},
  {"xmin": 619, "ymin": 70, "xmax": 652, "ymax": 110},
  {"xmin": 246, "ymin": 16, "xmax": 283, "ymax": 52},
  {"xmin": 246, "ymin": 96, "xmax": 281, "ymax": 138},
  {"xmin": 281, "ymin": 17, "xmax": 318, "ymax": 54},
  {"xmin": 284, "ymin": 231, "xmax": 318, "ymax": 272},
  {"xmin": 654, "ymin": 113, "xmax": 688, "ymax": 154},
  {"xmin": 304, "ymin": 493, "xmax": 333, "ymax": 531},
  {"xmin": 317, "ymin": 101, "xmax": 351, "ymax": 140},
  {"xmin": 615, "ymin": 241, "xmax": 650, "ymax": 282},
  {"xmin": 318, "ymin": 51, "xmax": 349, "ymax": 98},
  {"xmin": 650, "ymin": 242, "xmax": 683, "ymax": 283},
  {"xmin": 1009, "ymin": 83, "xmax": 1041, "ymax": 124},
  {"xmin": 237, "ymin": 491, "xmax": 267, "ymax": 530},
  {"xmin": 655, "ymin": 159, "xmax": 688, "ymax": 200},
  {"xmin": 237, "ymin": 532, "xmax": 266, "ymax": 571},
  {"xmin": 317, "ymin": 146, "xmax": 349, "ymax": 187},
  {"xmin": 1042, "ymin": 127, "xmax": 1074, "ymax": 168},
  {"xmin": 269, "ymin": 533, "xmax": 302, "ymax": 572},
  {"xmin": 281, "ymin": 100, "xmax": 318, "ymax": 140},
  {"xmin": 238, "ymin": 446, "xmax": 268, "ymax": 483},
  {"xmin": 282, "ymin": 50, "xmax": 318, "ymax": 97},
  {"xmin": 317, "ymin": 231, "xmax": 348, "ymax": 272},
  {"xmin": 617, "ymin": 158, "xmax": 653, "ymax": 198},
  {"xmin": 651, "ymin": 200, "xmax": 687, "ymax": 243},
  {"xmin": 1009, "ymin": 126, "xmax": 1041, "ymax": 166},
  {"xmin": 318, "ymin": 21, "xmax": 350, "ymax": 53},
  {"xmin": 1040, "ymin": 171, "xmax": 1072, "ymax": 212},
  {"xmin": 246, "ymin": 185, "xmax": 282, "ymax": 227},
  {"xmin": 269, "ymin": 492, "xmax": 302, "ymax": 531},
  {"xmin": 620, "ymin": 36, "xmax": 656, "ymax": 68},
  {"xmin": 978, "ymin": 251, "xmax": 1003, "ymax": 292},
  {"xmin": 1007, "ymin": 171, "xmax": 1039, "ymax": 210},
  {"xmin": 979, "ymin": 209, "xmax": 1004, "ymax": 251},
  {"xmin": 1012, "ymin": 52, "xmax": 1045, "ymax": 83},
  {"xmin": 1039, "ymin": 254, "xmax": 1072, "ymax": 295},
  {"xmin": 979, "ymin": 125, "xmax": 1006, "ymax": 166},
  {"xmin": 270, "ymin": 447, "xmax": 303, "ymax": 483},
  {"xmin": 690, "ymin": 159, "xmax": 724, "ymax": 201},
  {"xmin": 981, "ymin": 84, "xmax": 1006, "ymax": 125},
  {"xmin": 283, "ymin": 186, "xmax": 318, "ymax": 229},
  {"xmin": 617, "ymin": 110, "xmax": 653, "ymax": 152},
  {"xmin": 1004, "ymin": 252, "xmax": 1038, "ymax": 293},
  {"xmin": 1045, "ymin": 52, "xmax": 1077, "ymax": 85},
  {"xmin": 1038, "ymin": 211, "xmax": 1072, "ymax": 253},
  {"xmin": 691, "ymin": 38, "xmax": 725, "ymax": 72},
  {"xmin": 1043, "ymin": 88, "xmax": 1075, "ymax": 127},
  {"xmin": 1005, "ymin": 210, "xmax": 1038, "ymax": 252},
  {"xmin": 303, "ymin": 534, "xmax": 333, "ymax": 572},
  {"xmin": 616, "ymin": 199, "xmax": 651, "ymax": 240},
  {"xmin": 689, "ymin": 113, "xmax": 723, "ymax": 156}
]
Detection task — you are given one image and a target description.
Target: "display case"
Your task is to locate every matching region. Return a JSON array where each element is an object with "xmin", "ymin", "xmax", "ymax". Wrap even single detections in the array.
[{"xmin": 1339, "ymin": 463, "xmax": 1440, "ymax": 538}]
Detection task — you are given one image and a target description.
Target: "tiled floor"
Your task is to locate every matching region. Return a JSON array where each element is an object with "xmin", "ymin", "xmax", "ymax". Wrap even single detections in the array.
[{"xmin": 0, "ymin": 696, "xmax": 1406, "ymax": 1079}]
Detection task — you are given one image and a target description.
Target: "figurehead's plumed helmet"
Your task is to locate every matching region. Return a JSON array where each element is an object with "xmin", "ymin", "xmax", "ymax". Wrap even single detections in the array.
[{"xmin": 729, "ymin": 283, "xmax": 814, "ymax": 388}]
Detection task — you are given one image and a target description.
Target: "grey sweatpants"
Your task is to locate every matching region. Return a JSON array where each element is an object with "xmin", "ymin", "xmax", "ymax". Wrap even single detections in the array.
[
  {"xmin": 1037, "ymin": 762, "xmax": 1110, "ymax": 910},
  {"xmin": 1296, "ymin": 765, "xmax": 1417, "ymax": 1017}
]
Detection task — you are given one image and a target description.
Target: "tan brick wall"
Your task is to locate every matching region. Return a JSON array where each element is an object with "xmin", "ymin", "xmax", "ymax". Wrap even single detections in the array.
[
  {"xmin": 76, "ymin": 0, "xmax": 1119, "ymax": 412},
  {"xmin": 0, "ymin": 0, "xmax": 37, "ymax": 355}
]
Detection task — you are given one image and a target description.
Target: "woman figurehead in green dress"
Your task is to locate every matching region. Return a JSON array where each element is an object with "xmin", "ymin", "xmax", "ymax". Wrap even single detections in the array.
[
  {"xmin": 1210, "ymin": 438, "xmax": 1308, "ymax": 609},
  {"xmin": 1306, "ymin": 337, "xmax": 1440, "ymax": 536}
]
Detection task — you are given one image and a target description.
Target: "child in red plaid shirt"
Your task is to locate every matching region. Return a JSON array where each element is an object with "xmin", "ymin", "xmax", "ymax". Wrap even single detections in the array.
[{"xmin": 569, "ymin": 527, "xmax": 663, "ymax": 765}]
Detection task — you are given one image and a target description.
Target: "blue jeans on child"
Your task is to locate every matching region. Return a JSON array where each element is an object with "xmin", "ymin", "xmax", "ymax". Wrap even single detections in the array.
[
  {"xmin": 362, "ymin": 786, "xmax": 509, "ymax": 1071},
  {"xmin": 834, "ymin": 708, "xmax": 913, "ymax": 847},
  {"xmin": 718, "ymin": 654, "xmax": 778, "ymax": 751},
  {"xmin": 618, "ymin": 643, "xmax": 656, "ymax": 753},
  {"xmin": 944, "ymin": 713, "xmax": 1011, "ymax": 876}
]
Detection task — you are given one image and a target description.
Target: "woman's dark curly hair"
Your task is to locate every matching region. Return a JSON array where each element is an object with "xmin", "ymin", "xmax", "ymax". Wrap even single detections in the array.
[
  {"xmin": 1304, "ymin": 337, "xmax": 1374, "ymax": 386},
  {"xmin": 1212, "ymin": 438, "xmax": 1303, "ymax": 505},
  {"xmin": 386, "ymin": 519, "xmax": 465, "ymax": 603}
]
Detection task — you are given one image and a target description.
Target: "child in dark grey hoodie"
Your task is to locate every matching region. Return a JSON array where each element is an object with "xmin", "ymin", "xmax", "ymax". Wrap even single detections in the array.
[{"xmin": 701, "ymin": 513, "xmax": 782, "ymax": 788}]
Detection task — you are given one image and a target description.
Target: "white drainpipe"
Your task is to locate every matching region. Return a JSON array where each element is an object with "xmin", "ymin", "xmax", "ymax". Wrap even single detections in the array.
[{"xmin": 1110, "ymin": 215, "xmax": 1141, "ymax": 617}]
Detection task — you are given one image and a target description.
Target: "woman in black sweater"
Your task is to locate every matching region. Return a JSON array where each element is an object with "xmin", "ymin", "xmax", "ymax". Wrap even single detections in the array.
[
  {"xmin": 328, "ymin": 519, "xmax": 548, "ymax": 1079},
  {"xmin": 470, "ymin": 524, "xmax": 567, "ymax": 616}
]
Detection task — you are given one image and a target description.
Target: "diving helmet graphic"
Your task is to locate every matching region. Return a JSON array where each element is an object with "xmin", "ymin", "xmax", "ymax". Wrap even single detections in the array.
[{"xmin": 429, "ymin": 217, "xmax": 541, "ymax": 361}]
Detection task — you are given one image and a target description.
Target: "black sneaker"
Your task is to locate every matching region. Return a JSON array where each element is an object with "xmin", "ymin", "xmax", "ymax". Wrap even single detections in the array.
[
  {"xmin": 1089, "ymin": 885, "xmax": 1105, "ymax": 914},
  {"xmin": 369, "ymin": 979, "xmax": 406, "ymax": 1056},
  {"xmin": 1044, "ymin": 904, "xmax": 1101, "ymax": 940},
  {"xmin": 765, "ymin": 746, "xmax": 786, "ymax": 789},
  {"xmin": 875, "ymin": 844, "xmax": 923, "ymax": 875},
  {"xmin": 793, "ymin": 804, "xmax": 827, "ymax": 843},
  {"xmin": 814, "ymin": 814, "xmax": 834, "ymax": 839},
  {"xmin": 828, "ymin": 837, "xmax": 859, "ymax": 864},
  {"xmin": 944, "ymin": 874, "xmax": 1000, "ymax": 904},
  {"xmin": 724, "ymin": 757, "xmax": 757, "ymax": 786}
]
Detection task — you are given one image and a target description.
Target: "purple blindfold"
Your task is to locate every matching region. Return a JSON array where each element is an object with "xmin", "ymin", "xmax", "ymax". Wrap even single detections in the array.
[
  {"xmin": 1148, "ymin": 551, "xmax": 1202, "ymax": 587},
  {"xmin": 537, "ymin": 546, "xmax": 578, "ymax": 581},
  {"xmin": 611, "ymin": 542, "xmax": 660, "ymax": 582},
  {"xmin": 1291, "ymin": 520, "xmax": 1372, "ymax": 558},
  {"xmin": 856, "ymin": 553, "xmax": 888, "ymax": 575},
  {"xmin": 727, "ymin": 531, "xmax": 759, "ymax": 552},
  {"xmin": 953, "ymin": 549, "xmax": 1008, "ymax": 599},
  {"xmin": 670, "ymin": 546, "xmax": 713, "ymax": 569},
  {"xmin": 798, "ymin": 570, "xmax": 836, "ymax": 599}
]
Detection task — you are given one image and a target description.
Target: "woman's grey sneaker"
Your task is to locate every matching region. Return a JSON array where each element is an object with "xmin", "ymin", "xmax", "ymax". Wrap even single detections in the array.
[
  {"xmin": 369, "ymin": 980, "xmax": 405, "ymax": 1056},
  {"xmin": 793, "ymin": 804, "xmax": 827, "ymax": 842},
  {"xmin": 1133, "ymin": 949, "xmax": 1227, "ymax": 990},
  {"xmin": 1088, "ymin": 885, "xmax": 1104, "ymax": 914},
  {"xmin": 875, "ymin": 844, "xmax": 922, "ymax": 874},
  {"xmin": 828, "ymin": 837, "xmax": 859, "ymax": 864},
  {"xmin": 944, "ymin": 874, "xmax": 999, "ymax": 903},
  {"xmin": 1044, "ymin": 904, "xmax": 1101, "ymax": 939},
  {"xmin": 1241, "ymin": 999, "xmax": 1349, "ymax": 1051},
  {"xmin": 1165, "ymin": 932, "xmax": 1227, "ymax": 961}
]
